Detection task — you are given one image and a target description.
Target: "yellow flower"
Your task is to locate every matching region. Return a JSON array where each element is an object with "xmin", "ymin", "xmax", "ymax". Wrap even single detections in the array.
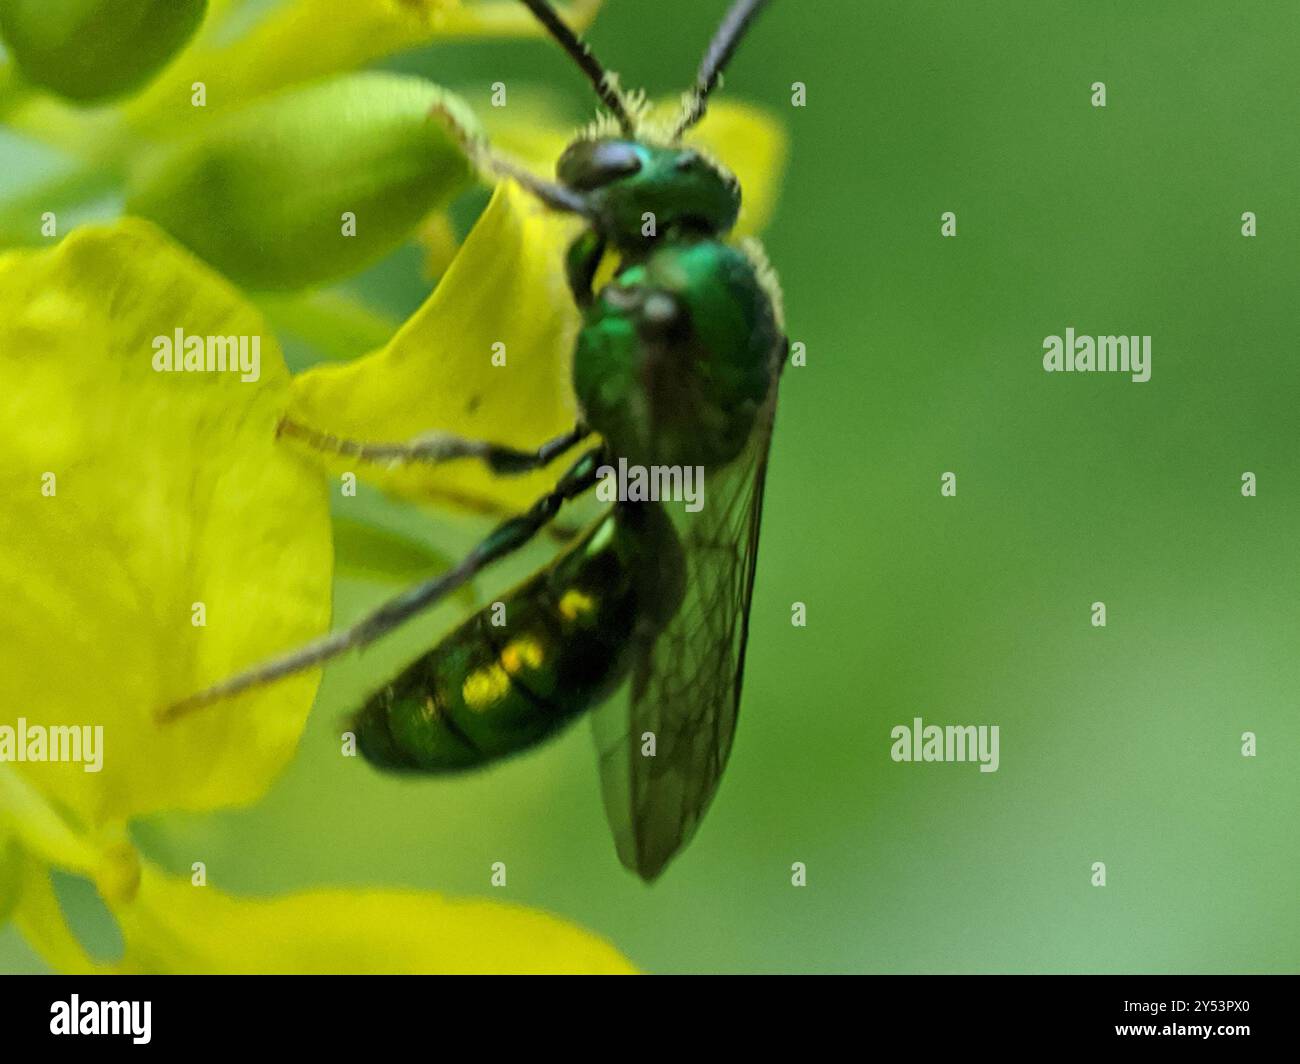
[
  {"xmin": 0, "ymin": 219, "xmax": 633, "ymax": 973},
  {"xmin": 0, "ymin": 218, "xmax": 331, "ymax": 826}
]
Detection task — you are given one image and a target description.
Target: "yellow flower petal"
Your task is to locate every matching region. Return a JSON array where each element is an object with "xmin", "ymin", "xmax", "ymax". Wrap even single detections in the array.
[
  {"xmin": 288, "ymin": 181, "xmax": 583, "ymax": 512},
  {"xmin": 3, "ymin": 773, "xmax": 633, "ymax": 974},
  {"xmin": 0, "ymin": 219, "xmax": 332, "ymax": 826},
  {"xmin": 107, "ymin": 861, "xmax": 633, "ymax": 974}
]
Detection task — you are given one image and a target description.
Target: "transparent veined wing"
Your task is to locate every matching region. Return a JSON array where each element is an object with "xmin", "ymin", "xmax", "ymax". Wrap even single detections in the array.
[{"xmin": 592, "ymin": 380, "xmax": 780, "ymax": 881}]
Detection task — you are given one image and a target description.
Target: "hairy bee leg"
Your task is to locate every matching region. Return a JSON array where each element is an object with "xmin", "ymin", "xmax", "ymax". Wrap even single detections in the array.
[
  {"xmin": 159, "ymin": 447, "xmax": 607, "ymax": 722},
  {"xmin": 278, "ymin": 417, "xmax": 589, "ymax": 475},
  {"xmin": 429, "ymin": 102, "xmax": 594, "ymax": 217}
]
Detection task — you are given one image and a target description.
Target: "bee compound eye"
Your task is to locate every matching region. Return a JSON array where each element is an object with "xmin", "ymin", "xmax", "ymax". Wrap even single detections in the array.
[{"xmin": 558, "ymin": 139, "xmax": 643, "ymax": 190}]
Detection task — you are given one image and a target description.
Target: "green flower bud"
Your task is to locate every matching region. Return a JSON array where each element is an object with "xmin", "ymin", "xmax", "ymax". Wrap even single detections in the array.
[
  {"xmin": 126, "ymin": 73, "xmax": 479, "ymax": 292},
  {"xmin": 0, "ymin": 0, "xmax": 206, "ymax": 103}
]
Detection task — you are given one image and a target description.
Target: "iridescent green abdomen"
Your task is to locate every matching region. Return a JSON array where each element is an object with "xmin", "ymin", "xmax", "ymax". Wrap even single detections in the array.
[
  {"xmin": 353, "ymin": 502, "xmax": 684, "ymax": 773},
  {"xmin": 573, "ymin": 238, "xmax": 779, "ymax": 471}
]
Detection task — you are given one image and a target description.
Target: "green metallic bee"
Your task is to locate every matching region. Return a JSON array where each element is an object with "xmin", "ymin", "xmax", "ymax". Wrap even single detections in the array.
[{"xmin": 169, "ymin": 0, "xmax": 786, "ymax": 881}]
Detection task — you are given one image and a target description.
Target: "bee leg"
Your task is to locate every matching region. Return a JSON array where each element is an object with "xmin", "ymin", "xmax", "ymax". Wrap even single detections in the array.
[
  {"xmin": 566, "ymin": 230, "xmax": 606, "ymax": 307},
  {"xmin": 429, "ymin": 102, "xmax": 593, "ymax": 218},
  {"xmin": 277, "ymin": 417, "xmax": 589, "ymax": 475},
  {"xmin": 159, "ymin": 447, "xmax": 607, "ymax": 721}
]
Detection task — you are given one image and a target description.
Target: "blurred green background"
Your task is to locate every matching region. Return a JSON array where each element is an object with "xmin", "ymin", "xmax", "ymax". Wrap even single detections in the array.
[{"xmin": 3, "ymin": 0, "xmax": 1298, "ymax": 973}]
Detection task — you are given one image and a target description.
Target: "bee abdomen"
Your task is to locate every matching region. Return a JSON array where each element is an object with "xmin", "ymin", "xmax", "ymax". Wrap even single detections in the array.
[{"xmin": 353, "ymin": 503, "xmax": 684, "ymax": 773}]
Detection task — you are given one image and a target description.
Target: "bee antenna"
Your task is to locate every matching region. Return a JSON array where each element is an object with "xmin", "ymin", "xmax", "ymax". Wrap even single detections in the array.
[
  {"xmin": 672, "ymin": 0, "xmax": 772, "ymax": 140},
  {"xmin": 518, "ymin": 0, "xmax": 636, "ymax": 134}
]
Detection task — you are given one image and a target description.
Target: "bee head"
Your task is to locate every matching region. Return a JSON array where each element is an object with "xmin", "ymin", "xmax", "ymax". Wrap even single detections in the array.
[{"xmin": 557, "ymin": 138, "xmax": 740, "ymax": 248}]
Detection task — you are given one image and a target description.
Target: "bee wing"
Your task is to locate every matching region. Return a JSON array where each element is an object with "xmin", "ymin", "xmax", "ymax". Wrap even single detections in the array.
[{"xmin": 592, "ymin": 386, "xmax": 779, "ymax": 881}]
